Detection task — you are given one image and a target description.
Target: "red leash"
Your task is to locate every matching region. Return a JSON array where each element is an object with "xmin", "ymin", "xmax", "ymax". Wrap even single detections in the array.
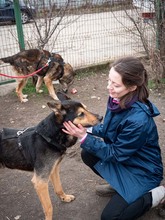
[{"xmin": 0, "ymin": 63, "xmax": 49, "ymax": 79}]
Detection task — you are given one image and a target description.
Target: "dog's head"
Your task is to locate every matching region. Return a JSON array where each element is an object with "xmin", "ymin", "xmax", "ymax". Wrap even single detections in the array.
[
  {"xmin": 59, "ymin": 63, "xmax": 76, "ymax": 93},
  {"xmin": 47, "ymin": 92, "xmax": 103, "ymax": 127},
  {"xmin": 46, "ymin": 53, "xmax": 75, "ymax": 90}
]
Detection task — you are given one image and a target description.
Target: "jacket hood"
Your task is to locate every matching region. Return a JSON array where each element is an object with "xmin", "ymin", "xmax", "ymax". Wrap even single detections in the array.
[{"xmin": 133, "ymin": 100, "xmax": 160, "ymax": 117}]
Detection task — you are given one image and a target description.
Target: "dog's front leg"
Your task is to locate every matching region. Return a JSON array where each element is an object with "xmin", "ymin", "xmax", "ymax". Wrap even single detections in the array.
[
  {"xmin": 43, "ymin": 75, "xmax": 59, "ymax": 100},
  {"xmin": 50, "ymin": 157, "xmax": 75, "ymax": 202},
  {"xmin": 31, "ymin": 173, "xmax": 53, "ymax": 220},
  {"xmin": 16, "ymin": 78, "xmax": 28, "ymax": 102}
]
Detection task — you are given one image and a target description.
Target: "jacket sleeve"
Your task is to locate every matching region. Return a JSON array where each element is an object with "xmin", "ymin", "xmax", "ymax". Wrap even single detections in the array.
[
  {"xmin": 91, "ymin": 123, "xmax": 105, "ymax": 138},
  {"xmin": 81, "ymin": 119, "xmax": 148, "ymax": 163},
  {"xmin": 90, "ymin": 108, "xmax": 109, "ymax": 138}
]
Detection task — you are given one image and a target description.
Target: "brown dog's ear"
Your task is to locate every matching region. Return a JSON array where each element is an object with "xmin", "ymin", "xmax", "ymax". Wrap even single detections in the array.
[
  {"xmin": 47, "ymin": 101, "xmax": 62, "ymax": 115},
  {"xmin": 56, "ymin": 91, "xmax": 71, "ymax": 101}
]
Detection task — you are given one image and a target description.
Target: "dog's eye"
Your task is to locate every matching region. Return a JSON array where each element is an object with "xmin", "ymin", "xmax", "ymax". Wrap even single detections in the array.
[{"xmin": 77, "ymin": 112, "xmax": 84, "ymax": 117}]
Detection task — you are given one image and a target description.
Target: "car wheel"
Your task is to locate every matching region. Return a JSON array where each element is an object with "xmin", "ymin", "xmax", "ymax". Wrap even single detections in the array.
[{"xmin": 21, "ymin": 11, "xmax": 29, "ymax": 24}]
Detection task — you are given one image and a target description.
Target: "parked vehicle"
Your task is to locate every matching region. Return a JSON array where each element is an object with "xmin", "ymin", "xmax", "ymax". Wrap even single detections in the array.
[
  {"xmin": 133, "ymin": 0, "xmax": 165, "ymax": 21},
  {"xmin": 0, "ymin": 0, "xmax": 36, "ymax": 24}
]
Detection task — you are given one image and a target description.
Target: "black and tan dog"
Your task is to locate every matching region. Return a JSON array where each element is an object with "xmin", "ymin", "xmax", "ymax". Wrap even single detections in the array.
[
  {"xmin": 0, "ymin": 49, "xmax": 75, "ymax": 102},
  {"xmin": 0, "ymin": 92, "xmax": 102, "ymax": 220}
]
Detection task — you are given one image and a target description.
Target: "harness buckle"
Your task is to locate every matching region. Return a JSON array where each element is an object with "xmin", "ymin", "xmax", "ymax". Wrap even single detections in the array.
[
  {"xmin": 17, "ymin": 130, "xmax": 24, "ymax": 136},
  {"xmin": 17, "ymin": 127, "xmax": 29, "ymax": 136},
  {"xmin": 47, "ymin": 58, "xmax": 51, "ymax": 66}
]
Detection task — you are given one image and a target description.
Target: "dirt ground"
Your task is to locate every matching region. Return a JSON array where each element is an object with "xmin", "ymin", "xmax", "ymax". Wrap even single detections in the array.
[{"xmin": 0, "ymin": 70, "xmax": 165, "ymax": 220}]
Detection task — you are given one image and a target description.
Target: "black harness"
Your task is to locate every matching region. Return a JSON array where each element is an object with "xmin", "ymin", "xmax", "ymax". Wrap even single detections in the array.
[
  {"xmin": 1, "ymin": 122, "xmax": 67, "ymax": 166},
  {"xmin": 36, "ymin": 55, "xmax": 65, "ymax": 77},
  {"xmin": 1, "ymin": 127, "xmax": 36, "ymax": 166}
]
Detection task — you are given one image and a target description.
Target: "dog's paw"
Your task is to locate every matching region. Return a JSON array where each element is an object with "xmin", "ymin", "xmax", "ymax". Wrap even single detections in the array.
[
  {"xmin": 38, "ymin": 89, "xmax": 43, "ymax": 93},
  {"xmin": 21, "ymin": 98, "xmax": 28, "ymax": 103},
  {"xmin": 61, "ymin": 194, "xmax": 75, "ymax": 202},
  {"xmin": 52, "ymin": 96, "xmax": 59, "ymax": 100}
]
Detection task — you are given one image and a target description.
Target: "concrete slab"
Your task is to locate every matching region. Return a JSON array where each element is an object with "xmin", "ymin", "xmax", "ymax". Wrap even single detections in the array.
[{"xmin": 0, "ymin": 82, "xmax": 17, "ymax": 96}]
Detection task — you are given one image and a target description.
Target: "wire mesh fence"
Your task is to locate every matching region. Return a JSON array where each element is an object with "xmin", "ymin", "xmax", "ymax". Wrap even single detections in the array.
[{"xmin": 0, "ymin": 0, "xmax": 156, "ymax": 84}]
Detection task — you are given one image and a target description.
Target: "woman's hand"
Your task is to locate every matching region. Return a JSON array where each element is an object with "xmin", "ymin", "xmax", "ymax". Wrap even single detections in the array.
[{"xmin": 62, "ymin": 121, "xmax": 87, "ymax": 139}]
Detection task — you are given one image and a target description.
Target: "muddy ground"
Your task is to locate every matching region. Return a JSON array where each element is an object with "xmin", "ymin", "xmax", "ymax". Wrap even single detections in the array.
[{"xmin": 0, "ymin": 70, "xmax": 165, "ymax": 220}]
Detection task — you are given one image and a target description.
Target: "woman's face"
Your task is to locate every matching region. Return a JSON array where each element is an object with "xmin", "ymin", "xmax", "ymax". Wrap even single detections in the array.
[{"xmin": 107, "ymin": 67, "xmax": 134, "ymax": 99}]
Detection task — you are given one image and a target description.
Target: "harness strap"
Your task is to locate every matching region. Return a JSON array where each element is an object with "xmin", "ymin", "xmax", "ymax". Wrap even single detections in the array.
[
  {"xmin": 35, "ymin": 55, "xmax": 65, "ymax": 77},
  {"xmin": 17, "ymin": 127, "xmax": 30, "ymax": 151}
]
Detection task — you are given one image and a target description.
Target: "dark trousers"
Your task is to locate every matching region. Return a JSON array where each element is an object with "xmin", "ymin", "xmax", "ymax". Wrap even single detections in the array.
[{"xmin": 81, "ymin": 149, "xmax": 152, "ymax": 220}]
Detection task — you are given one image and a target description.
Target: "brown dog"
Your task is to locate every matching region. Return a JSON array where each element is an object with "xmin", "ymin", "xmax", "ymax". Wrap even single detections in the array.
[
  {"xmin": 0, "ymin": 92, "xmax": 103, "ymax": 220},
  {"xmin": 0, "ymin": 49, "xmax": 75, "ymax": 102}
]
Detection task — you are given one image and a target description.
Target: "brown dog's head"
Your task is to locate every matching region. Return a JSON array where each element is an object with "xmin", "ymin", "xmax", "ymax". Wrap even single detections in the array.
[
  {"xmin": 50, "ymin": 52, "xmax": 75, "ymax": 87},
  {"xmin": 46, "ymin": 53, "xmax": 75, "ymax": 92},
  {"xmin": 47, "ymin": 92, "xmax": 103, "ymax": 127}
]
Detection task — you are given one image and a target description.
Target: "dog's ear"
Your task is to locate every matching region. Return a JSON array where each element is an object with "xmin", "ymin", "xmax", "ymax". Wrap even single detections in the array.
[
  {"xmin": 47, "ymin": 101, "xmax": 62, "ymax": 115},
  {"xmin": 57, "ymin": 91, "xmax": 71, "ymax": 101}
]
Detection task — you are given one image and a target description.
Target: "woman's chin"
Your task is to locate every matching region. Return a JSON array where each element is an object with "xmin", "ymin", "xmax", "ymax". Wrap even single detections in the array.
[{"xmin": 109, "ymin": 94, "xmax": 117, "ymax": 98}]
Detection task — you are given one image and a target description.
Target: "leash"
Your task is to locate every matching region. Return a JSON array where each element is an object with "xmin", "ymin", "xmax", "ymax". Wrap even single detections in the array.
[{"xmin": 0, "ymin": 59, "xmax": 51, "ymax": 79}]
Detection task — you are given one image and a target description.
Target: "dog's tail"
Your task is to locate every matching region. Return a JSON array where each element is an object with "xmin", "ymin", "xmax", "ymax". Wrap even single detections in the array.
[{"xmin": 0, "ymin": 56, "xmax": 15, "ymax": 65}]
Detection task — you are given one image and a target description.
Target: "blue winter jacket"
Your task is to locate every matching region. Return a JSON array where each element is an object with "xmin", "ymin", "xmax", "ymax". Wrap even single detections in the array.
[{"xmin": 80, "ymin": 100, "xmax": 163, "ymax": 204}]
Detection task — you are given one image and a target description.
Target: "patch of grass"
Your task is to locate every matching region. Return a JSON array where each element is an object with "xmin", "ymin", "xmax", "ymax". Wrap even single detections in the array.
[
  {"xmin": 22, "ymin": 78, "xmax": 48, "ymax": 95},
  {"xmin": 148, "ymin": 80, "xmax": 156, "ymax": 90},
  {"xmin": 148, "ymin": 78, "xmax": 165, "ymax": 90},
  {"xmin": 161, "ymin": 78, "xmax": 165, "ymax": 84}
]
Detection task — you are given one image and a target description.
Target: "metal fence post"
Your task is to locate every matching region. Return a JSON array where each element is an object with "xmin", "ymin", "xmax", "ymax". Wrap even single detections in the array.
[{"xmin": 13, "ymin": 0, "xmax": 25, "ymax": 50}]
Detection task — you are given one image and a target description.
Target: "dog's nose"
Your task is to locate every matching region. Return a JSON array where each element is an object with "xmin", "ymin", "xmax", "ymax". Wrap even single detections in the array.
[{"xmin": 98, "ymin": 116, "xmax": 103, "ymax": 122}]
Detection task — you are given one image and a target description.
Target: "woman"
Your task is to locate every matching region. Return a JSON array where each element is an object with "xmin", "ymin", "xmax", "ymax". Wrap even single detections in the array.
[{"xmin": 63, "ymin": 56, "xmax": 164, "ymax": 219}]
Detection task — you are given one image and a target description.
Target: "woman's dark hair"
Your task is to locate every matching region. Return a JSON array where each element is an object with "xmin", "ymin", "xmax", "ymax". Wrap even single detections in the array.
[{"xmin": 111, "ymin": 56, "xmax": 149, "ymax": 108}]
